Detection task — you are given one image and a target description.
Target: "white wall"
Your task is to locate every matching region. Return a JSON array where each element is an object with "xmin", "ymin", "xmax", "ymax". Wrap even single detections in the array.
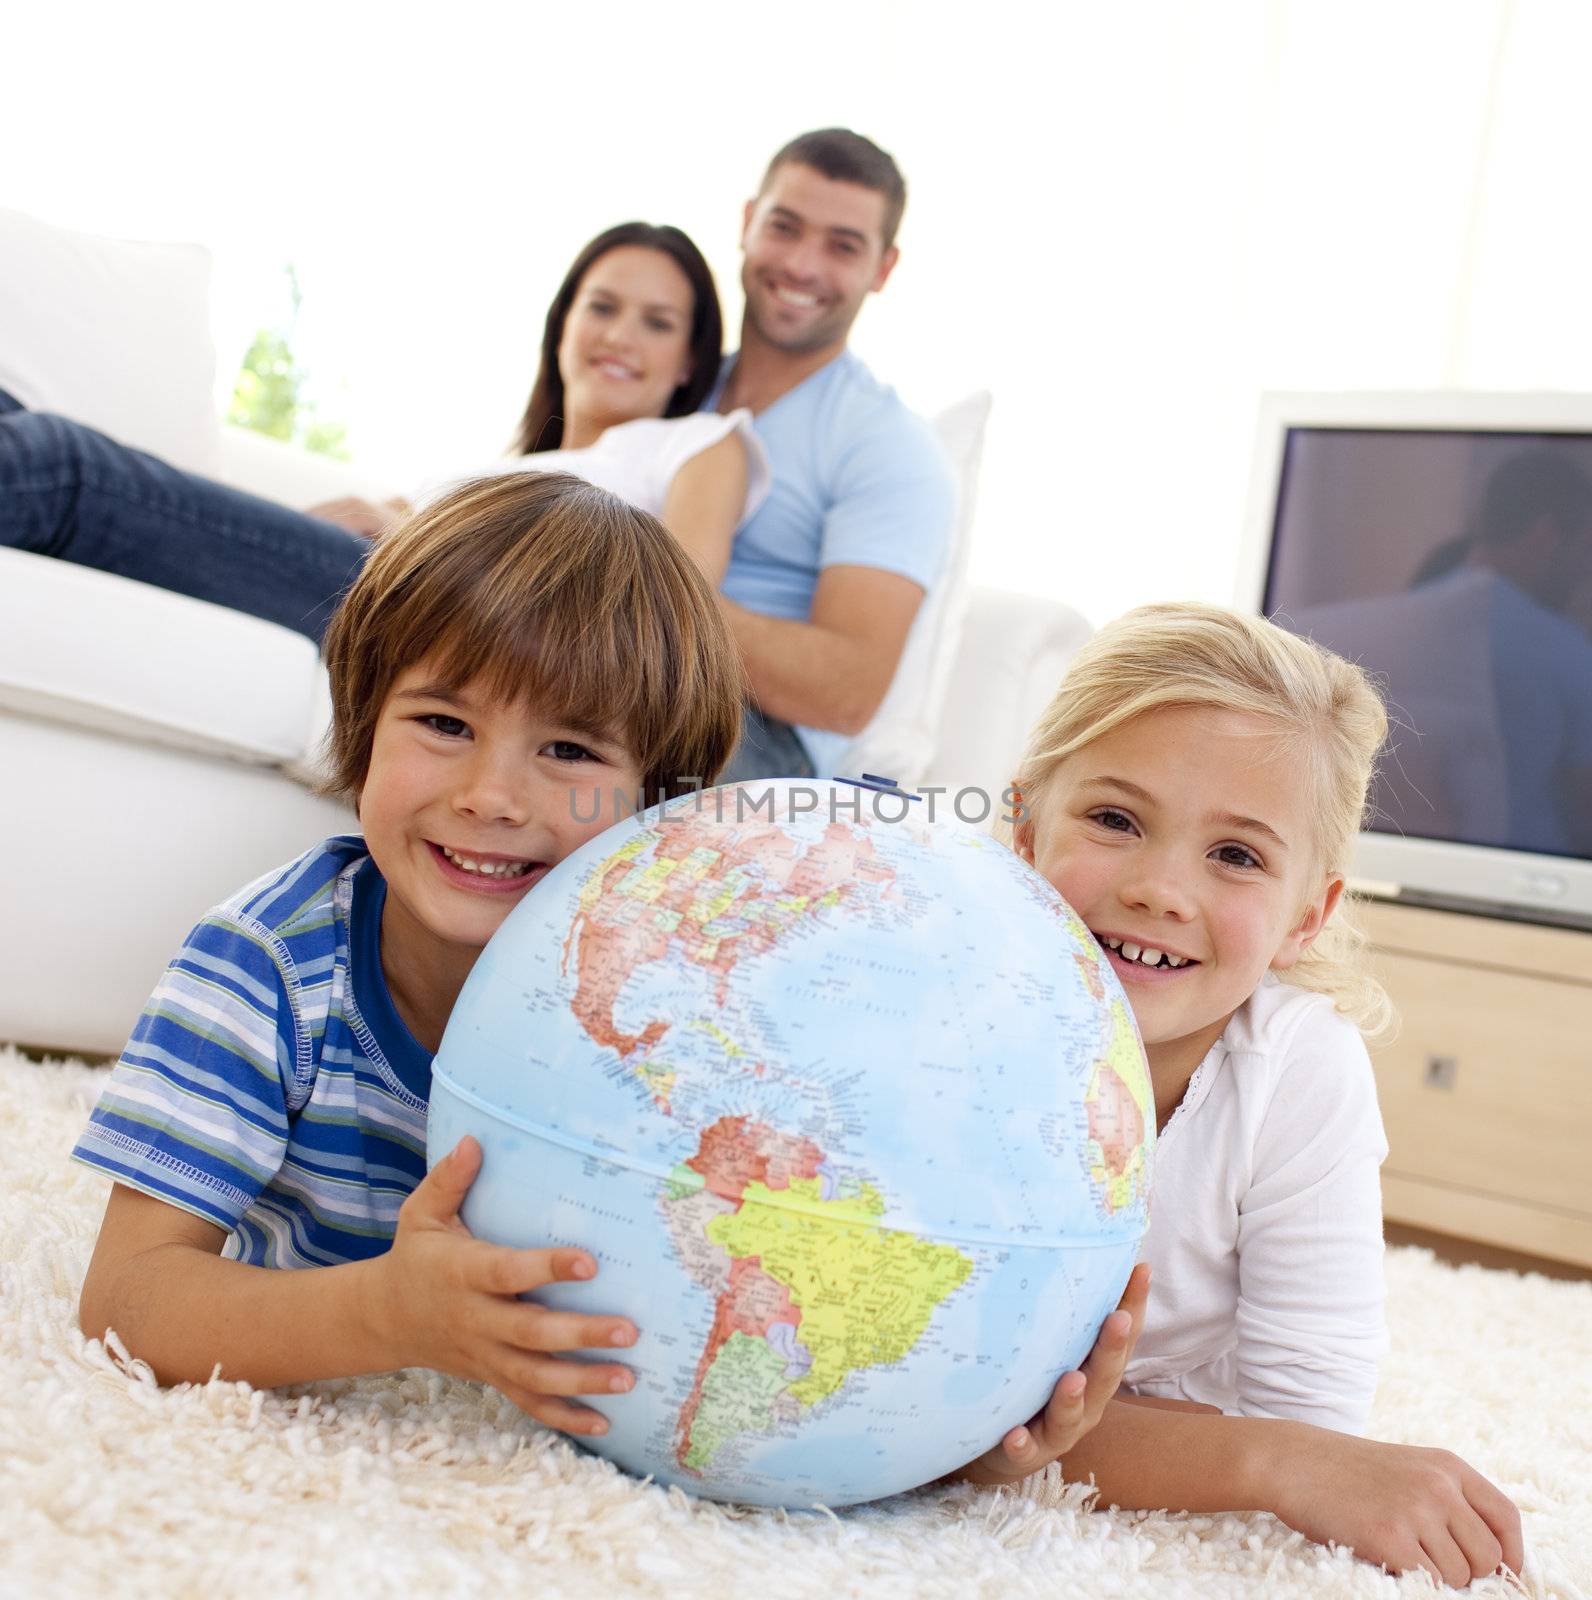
[{"xmin": 5, "ymin": 0, "xmax": 1591, "ymax": 627}]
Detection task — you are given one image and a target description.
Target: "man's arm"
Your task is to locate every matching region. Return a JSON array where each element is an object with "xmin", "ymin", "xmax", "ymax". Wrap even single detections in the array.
[{"xmin": 720, "ymin": 564, "xmax": 924, "ymax": 737}]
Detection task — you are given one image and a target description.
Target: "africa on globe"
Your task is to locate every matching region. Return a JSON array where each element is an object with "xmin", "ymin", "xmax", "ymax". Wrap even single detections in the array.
[{"xmin": 427, "ymin": 778, "xmax": 1153, "ymax": 1508}]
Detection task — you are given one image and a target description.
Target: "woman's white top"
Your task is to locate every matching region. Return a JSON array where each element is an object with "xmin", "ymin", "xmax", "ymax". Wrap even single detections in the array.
[
  {"xmin": 1123, "ymin": 976, "xmax": 1389, "ymax": 1435},
  {"xmin": 415, "ymin": 409, "xmax": 771, "ymax": 525}
]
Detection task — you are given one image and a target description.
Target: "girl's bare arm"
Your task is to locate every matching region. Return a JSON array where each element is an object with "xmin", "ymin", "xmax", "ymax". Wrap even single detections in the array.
[{"xmin": 1058, "ymin": 1400, "xmax": 1521, "ymax": 1588}]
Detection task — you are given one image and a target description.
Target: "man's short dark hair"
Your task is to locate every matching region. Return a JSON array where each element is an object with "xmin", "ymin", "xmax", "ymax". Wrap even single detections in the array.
[{"xmin": 761, "ymin": 128, "xmax": 907, "ymax": 250}]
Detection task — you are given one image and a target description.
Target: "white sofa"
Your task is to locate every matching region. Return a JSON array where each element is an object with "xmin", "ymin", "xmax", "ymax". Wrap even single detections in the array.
[{"xmin": 0, "ymin": 209, "xmax": 1093, "ymax": 1056}]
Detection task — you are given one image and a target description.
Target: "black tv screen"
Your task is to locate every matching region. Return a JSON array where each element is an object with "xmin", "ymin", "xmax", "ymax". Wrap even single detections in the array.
[{"xmin": 1264, "ymin": 427, "xmax": 1592, "ymax": 863}]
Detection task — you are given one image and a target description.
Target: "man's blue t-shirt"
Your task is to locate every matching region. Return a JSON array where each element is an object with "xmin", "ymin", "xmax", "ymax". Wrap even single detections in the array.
[{"xmin": 706, "ymin": 351, "xmax": 955, "ymax": 775}]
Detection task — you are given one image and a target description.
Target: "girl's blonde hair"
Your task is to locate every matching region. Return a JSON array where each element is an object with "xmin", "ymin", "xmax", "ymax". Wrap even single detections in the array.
[{"xmin": 1011, "ymin": 602, "xmax": 1392, "ymax": 1037}]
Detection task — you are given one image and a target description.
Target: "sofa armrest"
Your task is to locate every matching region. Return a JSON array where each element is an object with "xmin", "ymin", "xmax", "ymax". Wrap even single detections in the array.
[
  {"xmin": 214, "ymin": 424, "xmax": 397, "ymax": 509},
  {"xmin": 0, "ymin": 546, "xmax": 328, "ymax": 766},
  {"xmin": 925, "ymin": 585, "xmax": 1093, "ymax": 804}
]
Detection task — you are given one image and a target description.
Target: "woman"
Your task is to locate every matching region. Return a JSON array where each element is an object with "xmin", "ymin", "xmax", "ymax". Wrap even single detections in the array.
[
  {"xmin": 414, "ymin": 221, "xmax": 766, "ymax": 586},
  {"xmin": 0, "ymin": 222, "xmax": 765, "ymax": 638}
]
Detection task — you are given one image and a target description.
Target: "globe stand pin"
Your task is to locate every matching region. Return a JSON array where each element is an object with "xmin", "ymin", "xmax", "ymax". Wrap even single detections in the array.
[{"xmin": 835, "ymin": 773, "xmax": 921, "ymax": 801}]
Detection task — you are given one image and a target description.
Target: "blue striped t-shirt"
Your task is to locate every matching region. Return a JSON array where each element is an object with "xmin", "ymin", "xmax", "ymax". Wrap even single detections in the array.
[{"xmin": 72, "ymin": 836, "xmax": 433, "ymax": 1267}]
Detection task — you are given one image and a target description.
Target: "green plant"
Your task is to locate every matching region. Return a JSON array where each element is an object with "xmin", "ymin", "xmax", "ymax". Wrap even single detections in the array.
[{"xmin": 227, "ymin": 265, "xmax": 350, "ymax": 460}]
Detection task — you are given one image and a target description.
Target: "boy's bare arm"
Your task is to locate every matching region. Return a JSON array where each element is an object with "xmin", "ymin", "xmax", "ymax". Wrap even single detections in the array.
[
  {"xmin": 78, "ymin": 1138, "xmax": 639, "ymax": 1433},
  {"xmin": 1058, "ymin": 1401, "xmax": 1522, "ymax": 1587},
  {"xmin": 79, "ymin": 1184, "xmax": 398, "ymax": 1387}
]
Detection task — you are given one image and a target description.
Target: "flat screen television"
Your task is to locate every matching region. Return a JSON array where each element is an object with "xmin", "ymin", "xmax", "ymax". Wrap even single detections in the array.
[{"xmin": 1238, "ymin": 391, "xmax": 1592, "ymax": 927}]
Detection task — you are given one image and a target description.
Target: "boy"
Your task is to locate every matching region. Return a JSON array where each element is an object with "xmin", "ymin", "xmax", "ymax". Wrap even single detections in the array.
[
  {"xmin": 74, "ymin": 470, "xmax": 1140, "ymax": 1465},
  {"xmin": 74, "ymin": 473, "xmax": 744, "ymax": 1435}
]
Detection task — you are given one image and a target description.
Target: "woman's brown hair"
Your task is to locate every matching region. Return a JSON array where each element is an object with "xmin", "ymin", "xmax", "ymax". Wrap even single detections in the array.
[{"xmin": 321, "ymin": 472, "xmax": 744, "ymax": 806}]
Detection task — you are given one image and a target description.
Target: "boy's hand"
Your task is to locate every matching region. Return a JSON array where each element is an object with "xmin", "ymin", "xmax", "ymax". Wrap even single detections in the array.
[
  {"xmin": 1264, "ymin": 1430, "xmax": 1523, "ymax": 1587},
  {"xmin": 368, "ymin": 1137, "xmax": 638, "ymax": 1434},
  {"xmin": 952, "ymin": 1262, "xmax": 1150, "ymax": 1487}
]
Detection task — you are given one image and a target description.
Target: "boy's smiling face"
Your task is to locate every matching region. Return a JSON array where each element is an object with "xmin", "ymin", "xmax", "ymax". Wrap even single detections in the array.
[{"xmin": 358, "ymin": 662, "xmax": 644, "ymax": 1039}]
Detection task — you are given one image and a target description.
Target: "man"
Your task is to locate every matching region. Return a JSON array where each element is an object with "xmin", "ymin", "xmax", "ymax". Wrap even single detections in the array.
[{"xmin": 709, "ymin": 129, "xmax": 955, "ymax": 783}]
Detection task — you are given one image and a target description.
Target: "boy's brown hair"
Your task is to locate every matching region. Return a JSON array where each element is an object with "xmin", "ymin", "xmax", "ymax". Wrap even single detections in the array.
[{"xmin": 321, "ymin": 472, "xmax": 745, "ymax": 805}]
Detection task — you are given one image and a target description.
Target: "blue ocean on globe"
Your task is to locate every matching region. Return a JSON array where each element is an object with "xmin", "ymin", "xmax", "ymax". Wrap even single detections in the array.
[{"xmin": 428, "ymin": 779, "xmax": 1154, "ymax": 1508}]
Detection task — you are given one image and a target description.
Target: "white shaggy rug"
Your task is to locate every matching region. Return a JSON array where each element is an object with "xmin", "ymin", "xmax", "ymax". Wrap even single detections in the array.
[{"xmin": 2, "ymin": 1047, "xmax": 1588, "ymax": 1600}]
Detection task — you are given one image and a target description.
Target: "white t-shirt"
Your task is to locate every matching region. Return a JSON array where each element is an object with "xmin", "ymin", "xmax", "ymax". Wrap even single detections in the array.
[
  {"xmin": 415, "ymin": 409, "xmax": 771, "ymax": 525},
  {"xmin": 1123, "ymin": 976, "xmax": 1390, "ymax": 1435}
]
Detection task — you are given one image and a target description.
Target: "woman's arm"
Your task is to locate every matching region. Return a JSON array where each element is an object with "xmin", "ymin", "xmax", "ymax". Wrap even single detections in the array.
[
  {"xmin": 659, "ymin": 432, "xmax": 748, "ymax": 587},
  {"xmin": 307, "ymin": 495, "xmax": 411, "ymax": 540}
]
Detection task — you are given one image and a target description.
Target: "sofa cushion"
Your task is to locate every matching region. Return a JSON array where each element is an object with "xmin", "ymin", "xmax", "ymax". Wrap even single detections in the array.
[
  {"xmin": 216, "ymin": 422, "xmax": 397, "ymax": 509},
  {"xmin": 0, "ymin": 207, "xmax": 221, "ymax": 476},
  {"xmin": 839, "ymin": 390, "xmax": 991, "ymax": 785},
  {"xmin": 927, "ymin": 585, "xmax": 1095, "ymax": 804},
  {"xmin": 0, "ymin": 547, "xmax": 327, "ymax": 765}
]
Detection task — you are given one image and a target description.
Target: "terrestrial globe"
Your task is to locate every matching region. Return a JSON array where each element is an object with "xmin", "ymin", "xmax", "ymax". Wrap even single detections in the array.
[{"xmin": 428, "ymin": 778, "xmax": 1153, "ymax": 1507}]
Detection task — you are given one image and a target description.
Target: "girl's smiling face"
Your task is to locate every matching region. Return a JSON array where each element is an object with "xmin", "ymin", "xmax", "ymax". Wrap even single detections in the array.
[{"xmin": 1016, "ymin": 705, "xmax": 1343, "ymax": 1084}]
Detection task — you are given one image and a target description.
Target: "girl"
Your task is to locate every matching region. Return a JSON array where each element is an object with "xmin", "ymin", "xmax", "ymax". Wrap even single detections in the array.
[
  {"xmin": 1001, "ymin": 602, "xmax": 1522, "ymax": 1585},
  {"xmin": 1012, "ymin": 600, "xmax": 1389, "ymax": 1434}
]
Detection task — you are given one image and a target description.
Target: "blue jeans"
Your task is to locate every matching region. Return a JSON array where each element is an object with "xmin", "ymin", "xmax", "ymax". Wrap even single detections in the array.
[{"xmin": 0, "ymin": 390, "xmax": 368, "ymax": 642}]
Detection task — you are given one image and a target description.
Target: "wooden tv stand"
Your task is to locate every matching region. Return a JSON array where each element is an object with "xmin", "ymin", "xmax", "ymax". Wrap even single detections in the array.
[{"xmin": 1358, "ymin": 897, "xmax": 1592, "ymax": 1270}]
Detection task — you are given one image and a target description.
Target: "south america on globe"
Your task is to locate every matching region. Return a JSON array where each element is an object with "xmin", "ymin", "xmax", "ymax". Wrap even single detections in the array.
[{"xmin": 427, "ymin": 779, "xmax": 1153, "ymax": 1508}]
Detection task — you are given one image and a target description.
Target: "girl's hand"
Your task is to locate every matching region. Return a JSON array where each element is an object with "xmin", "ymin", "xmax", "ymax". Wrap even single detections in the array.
[
  {"xmin": 953, "ymin": 1263, "xmax": 1150, "ymax": 1487},
  {"xmin": 1264, "ymin": 1430, "xmax": 1523, "ymax": 1587},
  {"xmin": 366, "ymin": 1136, "xmax": 638, "ymax": 1434}
]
